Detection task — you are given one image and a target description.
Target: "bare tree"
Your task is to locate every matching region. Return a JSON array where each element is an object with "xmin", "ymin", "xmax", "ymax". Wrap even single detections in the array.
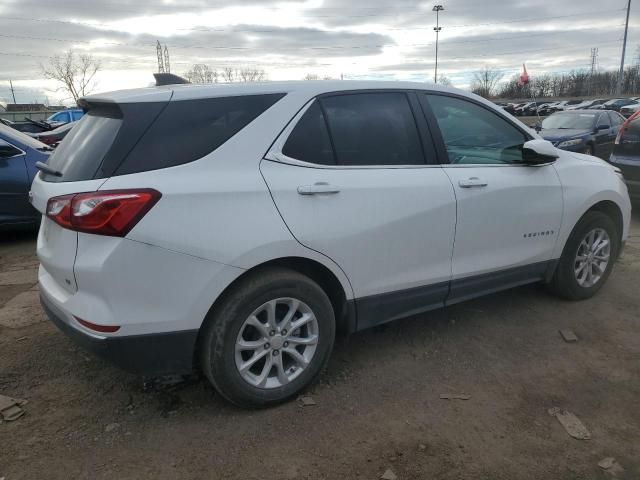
[
  {"xmin": 471, "ymin": 66, "xmax": 503, "ymax": 98},
  {"xmin": 304, "ymin": 73, "xmax": 320, "ymax": 81},
  {"xmin": 185, "ymin": 64, "xmax": 218, "ymax": 84},
  {"xmin": 41, "ymin": 50, "xmax": 101, "ymax": 102},
  {"xmin": 238, "ymin": 68, "xmax": 266, "ymax": 82},
  {"xmin": 437, "ymin": 75, "xmax": 452, "ymax": 87},
  {"xmin": 219, "ymin": 67, "xmax": 266, "ymax": 83}
]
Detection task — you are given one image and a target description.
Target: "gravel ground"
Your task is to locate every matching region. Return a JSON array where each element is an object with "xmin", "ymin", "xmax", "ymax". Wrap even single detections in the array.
[{"xmin": 1, "ymin": 210, "xmax": 639, "ymax": 480}]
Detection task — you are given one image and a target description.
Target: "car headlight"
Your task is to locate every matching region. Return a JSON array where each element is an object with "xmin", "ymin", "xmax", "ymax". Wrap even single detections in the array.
[{"xmin": 557, "ymin": 138, "xmax": 584, "ymax": 148}]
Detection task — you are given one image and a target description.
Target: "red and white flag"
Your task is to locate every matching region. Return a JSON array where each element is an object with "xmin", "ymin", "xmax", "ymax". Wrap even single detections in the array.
[{"xmin": 519, "ymin": 64, "xmax": 529, "ymax": 86}]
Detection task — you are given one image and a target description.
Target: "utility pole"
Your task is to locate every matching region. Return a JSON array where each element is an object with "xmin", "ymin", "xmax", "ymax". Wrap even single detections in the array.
[
  {"xmin": 8, "ymin": 80, "xmax": 16, "ymax": 103},
  {"xmin": 433, "ymin": 5, "xmax": 444, "ymax": 84},
  {"xmin": 589, "ymin": 48, "xmax": 598, "ymax": 95},
  {"xmin": 617, "ymin": 0, "xmax": 631, "ymax": 94}
]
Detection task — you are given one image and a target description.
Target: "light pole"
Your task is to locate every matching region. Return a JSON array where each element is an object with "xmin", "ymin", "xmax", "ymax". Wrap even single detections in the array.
[
  {"xmin": 433, "ymin": 5, "xmax": 444, "ymax": 84},
  {"xmin": 617, "ymin": 0, "xmax": 631, "ymax": 94}
]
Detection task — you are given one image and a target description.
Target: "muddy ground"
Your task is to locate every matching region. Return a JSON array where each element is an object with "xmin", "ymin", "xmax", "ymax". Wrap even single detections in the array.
[{"xmin": 1, "ymin": 210, "xmax": 639, "ymax": 480}]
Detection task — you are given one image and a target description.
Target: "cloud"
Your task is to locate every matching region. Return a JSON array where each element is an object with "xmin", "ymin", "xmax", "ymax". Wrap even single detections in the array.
[{"xmin": 0, "ymin": 0, "xmax": 635, "ymax": 101}]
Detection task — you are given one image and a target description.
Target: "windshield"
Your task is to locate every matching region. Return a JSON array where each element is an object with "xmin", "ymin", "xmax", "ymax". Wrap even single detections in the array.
[
  {"xmin": 542, "ymin": 113, "xmax": 597, "ymax": 130},
  {"xmin": 0, "ymin": 123, "xmax": 50, "ymax": 150}
]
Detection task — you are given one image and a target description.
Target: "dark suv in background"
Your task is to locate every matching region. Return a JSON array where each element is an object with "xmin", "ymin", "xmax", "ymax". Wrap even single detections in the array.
[{"xmin": 610, "ymin": 112, "xmax": 640, "ymax": 202}]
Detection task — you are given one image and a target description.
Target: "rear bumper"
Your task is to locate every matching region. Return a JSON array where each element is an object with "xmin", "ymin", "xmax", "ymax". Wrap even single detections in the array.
[{"xmin": 40, "ymin": 291, "xmax": 198, "ymax": 376}]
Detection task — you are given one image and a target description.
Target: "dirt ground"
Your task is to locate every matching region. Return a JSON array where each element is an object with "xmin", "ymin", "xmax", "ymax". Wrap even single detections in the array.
[{"xmin": 1, "ymin": 211, "xmax": 639, "ymax": 480}]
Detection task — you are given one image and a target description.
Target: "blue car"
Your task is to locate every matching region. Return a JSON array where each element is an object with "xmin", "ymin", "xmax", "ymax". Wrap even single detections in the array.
[
  {"xmin": 46, "ymin": 109, "xmax": 84, "ymax": 124},
  {"xmin": 539, "ymin": 109, "xmax": 625, "ymax": 159},
  {"xmin": 0, "ymin": 124, "xmax": 51, "ymax": 229}
]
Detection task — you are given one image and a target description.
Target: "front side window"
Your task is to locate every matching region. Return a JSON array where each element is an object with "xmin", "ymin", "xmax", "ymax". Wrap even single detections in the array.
[
  {"xmin": 321, "ymin": 93, "xmax": 424, "ymax": 166},
  {"xmin": 425, "ymin": 94, "xmax": 528, "ymax": 165},
  {"xmin": 608, "ymin": 112, "xmax": 623, "ymax": 128}
]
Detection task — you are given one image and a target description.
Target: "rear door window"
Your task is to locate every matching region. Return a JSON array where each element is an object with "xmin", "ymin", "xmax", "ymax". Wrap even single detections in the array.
[
  {"xmin": 282, "ymin": 101, "xmax": 335, "ymax": 165},
  {"xmin": 320, "ymin": 92, "xmax": 424, "ymax": 166}
]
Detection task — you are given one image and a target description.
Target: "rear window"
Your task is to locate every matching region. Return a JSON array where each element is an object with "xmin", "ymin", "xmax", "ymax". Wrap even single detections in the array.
[
  {"xmin": 42, "ymin": 93, "xmax": 285, "ymax": 182},
  {"xmin": 43, "ymin": 110, "xmax": 122, "ymax": 182}
]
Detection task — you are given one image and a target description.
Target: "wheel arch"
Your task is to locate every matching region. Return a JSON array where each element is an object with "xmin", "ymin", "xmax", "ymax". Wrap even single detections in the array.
[
  {"xmin": 195, "ymin": 256, "xmax": 356, "ymax": 368},
  {"xmin": 585, "ymin": 200, "xmax": 624, "ymax": 244}
]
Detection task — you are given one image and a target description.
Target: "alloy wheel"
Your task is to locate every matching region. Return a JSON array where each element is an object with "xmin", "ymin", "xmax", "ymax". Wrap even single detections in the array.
[
  {"xmin": 234, "ymin": 297, "xmax": 319, "ymax": 389},
  {"xmin": 574, "ymin": 228, "xmax": 611, "ymax": 288}
]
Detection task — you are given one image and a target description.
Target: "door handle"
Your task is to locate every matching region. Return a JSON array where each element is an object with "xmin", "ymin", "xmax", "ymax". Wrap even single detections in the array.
[
  {"xmin": 297, "ymin": 182, "xmax": 341, "ymax": 196},
  {"xmin": 458, "ymin": 177, "xmax": 488, "ymax": 188}
]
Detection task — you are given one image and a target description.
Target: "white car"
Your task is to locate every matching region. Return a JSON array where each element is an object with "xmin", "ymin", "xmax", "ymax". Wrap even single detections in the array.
[
  {"xmin": 31, "ymin": 81, "xmax": 631, "ymax": 407},
  {"xmin": 620, "ymin": 103, "xmax": 640, "ymax": 117}
]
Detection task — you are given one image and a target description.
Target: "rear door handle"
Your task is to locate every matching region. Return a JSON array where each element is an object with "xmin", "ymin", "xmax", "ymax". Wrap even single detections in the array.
[
  {"xmin": 458, "ymin": 177, "xmax": 488, "ymax": 188},
  {"xmin": 297, "ymin": 182, "xmax": 341, "ymax": 195}
]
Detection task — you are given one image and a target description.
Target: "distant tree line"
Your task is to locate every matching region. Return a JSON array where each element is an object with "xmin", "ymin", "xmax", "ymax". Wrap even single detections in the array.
[
  {"xmin": 184, "ymin": 64, "xmax": 266, "ymax": 83},
  {"xmin": 495, "ymin": 66, "xmax": 640, "ymax": 99}
]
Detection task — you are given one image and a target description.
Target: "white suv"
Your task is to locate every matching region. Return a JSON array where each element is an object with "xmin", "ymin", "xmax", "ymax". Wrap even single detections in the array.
[{"xmin": 31, "ymin": 81, "xmax": 631, "ymax": 407}]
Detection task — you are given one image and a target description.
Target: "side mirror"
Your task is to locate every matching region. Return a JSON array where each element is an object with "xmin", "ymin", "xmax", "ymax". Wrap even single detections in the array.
[
  {"xmin": 0, "ymin": 141, "xmax": 23, "ymax": 159},
  {"xmin": 522, "ymin": 139, "xmax": 559, "ymax": 165},
  {"xmin": 597, "ymin": 124, "xmax": 610, "ymax": 130}
]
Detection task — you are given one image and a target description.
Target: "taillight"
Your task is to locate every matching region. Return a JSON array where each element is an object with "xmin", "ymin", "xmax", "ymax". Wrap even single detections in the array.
[
  {"xmin": 46, "ymin": 189, "xmax": 161, "ymax": 237},
  {"xmin": 616, "ymin": 111, "xmax": 640, "ymax": 145}
]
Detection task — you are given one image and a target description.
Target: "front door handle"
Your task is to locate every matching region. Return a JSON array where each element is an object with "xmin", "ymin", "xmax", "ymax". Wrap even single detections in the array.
[
  {"xmin": 297, "ymin": 182, "xmax": 341, "ymax": 196},
  {"xmin": 458, "ymin": 177, "xmax": 488, "ymax": 188}
]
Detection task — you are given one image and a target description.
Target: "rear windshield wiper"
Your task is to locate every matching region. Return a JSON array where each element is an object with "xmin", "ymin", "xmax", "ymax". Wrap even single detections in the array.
[{"xmin": 35, "ymin": 161, "xmax": 63, "ymax": 177}]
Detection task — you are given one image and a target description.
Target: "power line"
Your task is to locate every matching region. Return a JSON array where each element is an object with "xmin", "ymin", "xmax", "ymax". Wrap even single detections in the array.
[{"xmin": 0, "ymin": 7, "xmax": 626, "ymax": 34}]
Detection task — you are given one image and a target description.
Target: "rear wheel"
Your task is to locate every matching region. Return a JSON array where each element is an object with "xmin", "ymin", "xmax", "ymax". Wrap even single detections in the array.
[
  {"xmin": 200, "ymin": 268, "xmax": 335, "ymax": 408},
  {"xmin": 548, "ymin": 211, "xmax": 619, "ymax": 300}
]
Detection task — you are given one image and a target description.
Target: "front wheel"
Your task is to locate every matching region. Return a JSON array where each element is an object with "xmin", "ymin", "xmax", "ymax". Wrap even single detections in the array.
[
  {"xmin": 200, "ymin": 268, "xmax": 335, "ymax": 408},
  {"xmin": 548, "ymin": 211, "xmax": 619, "ymax": 300},
  {"xmin": 583, "ymin": 144, "xmax": 594, "ymax": 156}
]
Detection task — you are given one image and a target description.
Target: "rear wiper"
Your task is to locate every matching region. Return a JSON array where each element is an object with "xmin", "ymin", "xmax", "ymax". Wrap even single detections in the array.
[{"xmin": 35, "ymin": 161, "xmax": 62, "ymax": 177}]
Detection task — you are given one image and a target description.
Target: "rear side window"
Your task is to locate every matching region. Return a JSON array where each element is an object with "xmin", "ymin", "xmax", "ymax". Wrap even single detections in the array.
[
  {"xmin": 321, "ymin": 93, "xmax": 424, "ymax": 166},
  {"xmin": 282, "ymin": 101, "xmax": 334, "ymax": 165},
  {"xmin": 41, "ymin": 94, "xmax": 285, "ymax": 182},
  {"xmin": 117, "ymin": 94, "xmax": 285, "ymax": 176},
  {"xmin": 43, "ymin": 111, "xmax": 122, "ymax": 182}
]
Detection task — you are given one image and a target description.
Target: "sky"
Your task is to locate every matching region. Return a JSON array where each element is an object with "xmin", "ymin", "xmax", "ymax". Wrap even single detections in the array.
[{"xmin": 0, "ymin": 0, "xmax": 637, "ymax": 104}]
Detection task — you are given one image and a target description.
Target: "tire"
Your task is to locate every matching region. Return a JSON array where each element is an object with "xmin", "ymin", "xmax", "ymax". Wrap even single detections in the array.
[
  {"xmin": 200, "ymin": 267, "xmax": 335, "ymax": 408},
  {"xmin": 583, "ymin": 144, "xmax": 594, "ymax": 156},
  {"xmin": 548, "ymin": 211, "xmax": 619, "ymax": 300}
]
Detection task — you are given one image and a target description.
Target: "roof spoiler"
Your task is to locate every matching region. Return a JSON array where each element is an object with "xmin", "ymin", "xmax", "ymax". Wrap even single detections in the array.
[{"xmin": 154, "ymin": 73, "xmax": 191, "ymax": 86}]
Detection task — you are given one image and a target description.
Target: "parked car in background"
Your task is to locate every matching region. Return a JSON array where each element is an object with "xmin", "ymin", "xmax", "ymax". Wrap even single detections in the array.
[
  {"xmin": 9, "ymin": 118, "xmax": 60, "ymax": 134},
  {"xmin": 31, "ymin": 81, "xmax": 630, "ymax": 407},
  {"xmin": 500, "ymin": 103, "xmax": 518, "ymax": 115},
  {"xmin": 609, "ymin": 111, "xmax": 640, "ymax": 202},
  {"xmin": 590, "ymin": 98, "xmax": 638, "ymax": 112},
  {"xmin": 46, "ymin": 109, "xmax": 84, "ymax": 124},
  {"xmin": 514, "ymin": 102, "xmax": 536, "ymax": 116},
  {"xmin": 539, "ymin": 109, "xmax": 624, "ymax": 159},
  {"xmin": 30, "ymin": 121, "xmax": 77, "ymax": 147},
  {"xmin": 619, "ymin": 103, "xmax": 640, "ymax": 118},
  {"xmin": 522, "ymin": 102, "xmax": 551, "ymax": 116},
  {"xmin": 537, "ymin": 101, "xmax": 562, "ymax": 116},
  {"xmin": 565, "ymin": 99, "xmax": 607, "ymax": 110},
  {"xmin": 0, "ymin": 118, "xmax": 14, "ymax": 127},
  {"xmin": 0, "ymin": 124, "xmax": 51, "ymax": 229}
]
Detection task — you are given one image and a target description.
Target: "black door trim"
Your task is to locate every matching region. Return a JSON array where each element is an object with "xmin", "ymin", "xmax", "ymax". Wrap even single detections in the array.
[{"xmin": 351, "ymin": 260, "xmax": 557, "ymax": 331}]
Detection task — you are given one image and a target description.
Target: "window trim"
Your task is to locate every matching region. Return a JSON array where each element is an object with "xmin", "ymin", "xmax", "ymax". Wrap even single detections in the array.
[
  {"xmin": 266, "ymin": 89, "xmax": 439, "ymax": 169},
  {"xmin": 417, "ymin": 91, "xmax": 536, "ymax": 167},
  {"xmin": 0, "ymin": 138, "xmax": 26, "ymax": 159}
]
